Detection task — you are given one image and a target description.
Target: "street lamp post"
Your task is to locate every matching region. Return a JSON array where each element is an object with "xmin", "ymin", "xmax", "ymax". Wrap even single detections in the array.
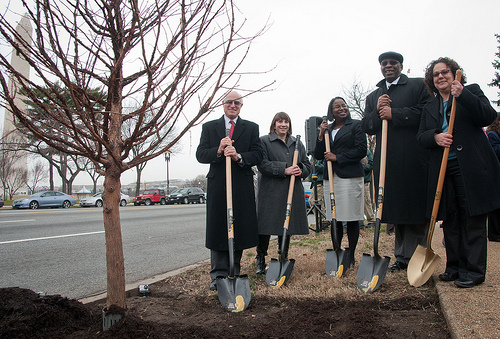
[{"xmin": 165, "ymin": 151, "xmax": 171, "ymax": 194}]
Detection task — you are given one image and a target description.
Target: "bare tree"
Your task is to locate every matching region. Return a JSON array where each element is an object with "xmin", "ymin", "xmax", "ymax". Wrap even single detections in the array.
[
  {"xmin": 84, "ymin": 162, "xmax": 102, "ymax": 194},
  {"xmin": 122, "ymin": 105, "xmax": 181, "ymax": 196},
  {"xmin": 187, "ymin": 174, "xmax": 207, "ymax": 192},
  {"xmin": 0, "ymin": 0, "xmax": 270, "ymax": 312},
  {"xmin": 341, "ymin": 77, "xmax": 375, "ymax": 151},
  {"xmin": 25, "ymin": 158, "xmax": 48, "ymax": 194},
  {"xmin": 0, "ymin": 134, "xmax": 27, "ymax": 199}
]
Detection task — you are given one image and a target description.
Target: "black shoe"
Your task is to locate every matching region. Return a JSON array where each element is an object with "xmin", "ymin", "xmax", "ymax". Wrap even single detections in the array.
[
  {"xmin": 388, "ymin": 261, "xmax": 407, "ymax": 271},
  {"xmin": 366, "ymin": 222, "xmax": 375, "ymax": 228},
  {"xmin": 453, "ymin": 279, "xmax": 483, "ymax": 288},
  {"xmin": 256, "ymin": 256, "xmax": 266, "ymax": 274},
  {"xmin": 438, "ymin": 272, "xmax": 458, "ymax": 281},
  {"xmin": 209, "ymin": 280, "xmax": 217, "ymax": 291}
]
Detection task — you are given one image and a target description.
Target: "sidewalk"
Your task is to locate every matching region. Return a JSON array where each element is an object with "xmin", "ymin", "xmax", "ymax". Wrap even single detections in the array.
[{"xmin": 431, "ymin": 226, "xmax": 500, "ymax": 338}]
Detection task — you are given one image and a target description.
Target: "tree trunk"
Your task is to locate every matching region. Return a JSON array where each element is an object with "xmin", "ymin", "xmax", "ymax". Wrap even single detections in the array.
[
  {"xmin": 135, "ymin": 167, "xmax": 142, "ymax": 196},
  {"xmin": 61, "ymin": 152, "xmax": 67, "ymax": 193},
  {"xmin": 102, "ymin": 170, "xmax": 126, "ymax": 309},
  {"xmin": 49, "ymin": 158, "xmax": 54, "ymax": 190}
]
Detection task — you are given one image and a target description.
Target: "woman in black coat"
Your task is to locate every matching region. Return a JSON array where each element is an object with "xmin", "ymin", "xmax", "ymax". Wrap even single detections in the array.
[
  {"xmin": 314, "ymin": 97, "xmax": 367, "ymax": 268},
  {"xmin": 486, "ymin": 115, "xmax": 500, "ymax": 241},
  {"xmin": 255, "ymin": 112, "xmax": 311, "ymax": 274},
  {"xmin": 417, "ymin": 57, "xmax": 500, "ymax": 288}
]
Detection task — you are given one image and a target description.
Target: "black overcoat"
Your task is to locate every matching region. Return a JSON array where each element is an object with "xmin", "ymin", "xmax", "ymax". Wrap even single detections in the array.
[
  {"xmin": 362, "ymin": 75, "xmax": 430, "ymax": 224},
  {"xmin": 416, "ymin": 84, "xmax": 500, "ymax": 218},
  {"xmin": 196, "ymin": 116, "xmax": 264, "ymax": 251},
  {"xmin": 256, "ymin": 133, "xmax": 311, "ymax": 235}
]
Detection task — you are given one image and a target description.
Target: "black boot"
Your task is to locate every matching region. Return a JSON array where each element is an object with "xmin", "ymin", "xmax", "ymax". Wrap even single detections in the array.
[
  {"xmin": 256, "ymin": 235, "xmax": 270, "ymax": 274},
  {"xmin": 256, "ymin": 255, "xmax": 266, "ymax": 274}
]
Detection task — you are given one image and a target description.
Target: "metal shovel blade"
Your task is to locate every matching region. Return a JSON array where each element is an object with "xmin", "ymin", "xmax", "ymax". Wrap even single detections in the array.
[
  {"xmin": 325, "ymin": 248, "xmax": 349, "ymax": 278},
  {"xmin": 266, "ymin": 258, "xmax": 296, "ymax": 287},
  {"xmin": 357, "ymin": 253, "xmax": 391, "ymax": 293},
  {"xmin": 216, "ymin": 275, "xmax": 251, "ymax": 312},
  {"xmin": 407, "ymin": 245, "xmax": 441, "ymax": 287}
]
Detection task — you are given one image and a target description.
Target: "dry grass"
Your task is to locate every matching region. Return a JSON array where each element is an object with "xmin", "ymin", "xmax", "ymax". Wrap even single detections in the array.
[{"xmin": 165, "ymin": 222, "xmax": 422, "ymax": 301}]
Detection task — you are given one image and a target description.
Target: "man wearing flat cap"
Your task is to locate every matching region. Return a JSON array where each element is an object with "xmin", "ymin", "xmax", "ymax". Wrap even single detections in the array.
[{"xmin": 362, "ymin": 51, "xmax": 431, "ymax": 271}]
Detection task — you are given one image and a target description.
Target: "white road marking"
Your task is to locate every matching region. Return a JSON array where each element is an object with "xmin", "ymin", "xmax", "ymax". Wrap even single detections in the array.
[
  {"xmin": 0, "ymin": 219, "xmax": 36, "ymax": 223},
  {"xmin": 0, "ymin": 231, "xmax": 105, "ymax": 245}
]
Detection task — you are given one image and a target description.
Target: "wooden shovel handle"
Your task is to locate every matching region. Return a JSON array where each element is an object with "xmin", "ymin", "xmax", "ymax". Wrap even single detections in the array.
[
  {"xmin": 376, "ymin": 119, "xmax": 388, "ymax": 220},
  {"xmin": 283, "ymin": 136, "xmax": 301, "ymax": 231},
  {"xmin": 427, "ymin": 70, "xmax": 462, "ymax": 248},
  {"xmin": 225, "ymin": 129, "xmax": 234, "ymax": 240},
  {"xmin": 324, "ymin": 129, "xmax": 336, "ymax": 219}
]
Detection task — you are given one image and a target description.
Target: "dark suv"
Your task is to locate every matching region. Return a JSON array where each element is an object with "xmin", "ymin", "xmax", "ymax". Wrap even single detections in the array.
[{"xmin": 167, "ymin": 187, "xmax": 205, "ymax": 204}]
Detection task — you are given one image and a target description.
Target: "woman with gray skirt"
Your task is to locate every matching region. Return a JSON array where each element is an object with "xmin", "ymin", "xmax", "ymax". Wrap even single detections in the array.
[{"xmin": 314, "ymin": 97, "xmax": 367, "ymax": 269}]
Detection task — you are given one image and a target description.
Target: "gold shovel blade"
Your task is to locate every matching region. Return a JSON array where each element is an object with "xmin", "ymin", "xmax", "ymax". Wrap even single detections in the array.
[{"xmin": 407, "ymin": 244, "xmax": 441, "ymax": 287}]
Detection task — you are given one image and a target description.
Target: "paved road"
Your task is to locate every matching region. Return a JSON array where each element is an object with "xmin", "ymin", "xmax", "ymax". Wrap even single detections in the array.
[{"xmin": 0, "ymin": 204, "xmax": 208, "ymax": 299}]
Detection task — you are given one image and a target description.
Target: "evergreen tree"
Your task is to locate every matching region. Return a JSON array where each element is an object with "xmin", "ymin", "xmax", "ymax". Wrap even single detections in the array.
[{"xmin": 489, "ymin": 34, "xmax": 500, "ymax": 106}]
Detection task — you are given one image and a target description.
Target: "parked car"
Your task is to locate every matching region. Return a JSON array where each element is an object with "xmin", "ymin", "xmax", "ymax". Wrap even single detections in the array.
[
  {"xmin": 302, "ymin": 181, "xmax": 312, "ymax": 208},
  {"xmin": 133, "ymin": 189, "xmax": 167, "ymax": 206},
  {"xmin": 79, "ymin": 192, "xmax": 131, "ymax": 207},
  {"xmin": 0, "ymin": 196, "xmax": 4, "ymax": 208},
  {"xmin": 167, "ymin": 187, "xmax": 205, "ymax": 204},
  {"xmin": 12, "ymin": 190, "xmax": 77, "ymax": 209}
]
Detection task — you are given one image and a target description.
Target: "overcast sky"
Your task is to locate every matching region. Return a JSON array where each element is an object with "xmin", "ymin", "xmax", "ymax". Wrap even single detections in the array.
[{"xmin": 2, "ymin": 0, "xmax": 500, "ymax": 187}]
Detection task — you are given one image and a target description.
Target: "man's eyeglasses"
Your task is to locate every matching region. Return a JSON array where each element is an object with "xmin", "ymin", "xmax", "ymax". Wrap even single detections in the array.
[
  {"xmin": 224, "ymin": 100, "xmax": 242, "ymax": 107},
  {"xmin": 381, "ymin": 60, "xmax": 399, "ymax": 66},
  {"xmin": 433, "ymin": 69, "xmax": 451, "ymax": 78},
  {"xmin": 333, "ymin": 104, "xmax": 348, "ymax": 109}
]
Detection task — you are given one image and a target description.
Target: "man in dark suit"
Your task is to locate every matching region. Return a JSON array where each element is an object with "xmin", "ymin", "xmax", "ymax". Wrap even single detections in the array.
[
  {"xmin": 196, "ymin": 91, "xmax": 264, "ymax": 291},
  {"xmin": 362, "ymin": 51, "xmax": 431, "ymax": 271}
]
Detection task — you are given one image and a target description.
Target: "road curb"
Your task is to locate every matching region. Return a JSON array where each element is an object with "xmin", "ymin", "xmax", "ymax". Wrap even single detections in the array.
[{"xmin": 79, "ymin": 259, "xmax": 210, "ymax": 304}]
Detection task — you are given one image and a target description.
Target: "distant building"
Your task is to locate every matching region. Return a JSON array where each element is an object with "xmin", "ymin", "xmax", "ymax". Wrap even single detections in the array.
[{"xmin": 2, "ymin": 14, "xmax": 32, "ymax": 196}]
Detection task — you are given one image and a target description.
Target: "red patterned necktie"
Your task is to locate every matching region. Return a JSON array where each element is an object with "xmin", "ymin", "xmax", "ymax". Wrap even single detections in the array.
[{"xmin": 229, "ymin": 120, "xmax": 235, "ymax": 138}]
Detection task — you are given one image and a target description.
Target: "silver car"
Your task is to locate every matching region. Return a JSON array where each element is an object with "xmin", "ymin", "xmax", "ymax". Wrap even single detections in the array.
[
  {"xmin": 12, "ymin": 191, "xmax": 77, "ymax": 209},
  {"xmin": 79, "ymin": 192, "xmax": 131, "ymax": 207}
]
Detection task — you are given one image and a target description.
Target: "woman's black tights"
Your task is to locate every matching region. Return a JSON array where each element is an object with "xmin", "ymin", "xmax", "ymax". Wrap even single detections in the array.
[{"xmin": 331, "ymin": 220, "xmax": 359, "ymax": 265}]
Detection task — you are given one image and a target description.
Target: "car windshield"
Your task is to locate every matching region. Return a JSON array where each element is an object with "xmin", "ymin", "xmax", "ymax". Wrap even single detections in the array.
[
  {"xmin": 31, "ymin": 191, "xmax": 45, "ymax": 197},
  {"xmin": 92, "ymin": 193, "xmax": 102, "ymax": 197},
  {"xmin": 178, "ymin": 189, "xmax": 189, "ymax": 194},
  {"xmin": 142, "ymin": 190, "xmax": 155, "ymax": 195}
]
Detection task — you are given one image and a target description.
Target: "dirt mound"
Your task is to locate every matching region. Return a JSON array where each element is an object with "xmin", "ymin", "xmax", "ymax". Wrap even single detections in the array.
[
  {"xmin": 0, "ymin": 285, "xmax": 449, "ymax": 338},
  {"xmin": 0, "ymin": 230, "xmax": 451, "ymax": 338},
  {"xmin": 0, "ymin": 287, "xmax": 99, "ymax": 338}
]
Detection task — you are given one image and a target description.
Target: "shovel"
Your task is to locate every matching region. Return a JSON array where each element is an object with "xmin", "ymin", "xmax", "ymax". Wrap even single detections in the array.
[
  {"xmin": 323, "ymin": 129, "xmax": 350, "ymax": 278},
  {"xmin": 408, "ymin": 71, "xmax": 462, "ymax": 287},
  {"xmin": 266, "ymin": 135, "xmax": 301, "ymax": 287},
  {"xmin": 217, "ymin": 129, "xmax": 251, "ymax": 312},
  {"xmin": 357, "ymin": 119, "xmax": 391, "ymax": 293}
]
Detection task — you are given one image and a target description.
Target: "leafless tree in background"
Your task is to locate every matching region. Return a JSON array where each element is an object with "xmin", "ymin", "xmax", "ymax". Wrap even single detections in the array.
[
  {"xmin": 121, "ymin": 104, "xmax": 181, "ymax": 196},
  {"xmin": 84, "ymin": 162, "xmax": 102, "ymax": 194},
  {"xmin": 0, "ymin": 0, "xmax": 270, "ymax": 311},
  {"xmin": 0, "ymin": 134, "xmax": 28, "ymax": 199},
  {"xmin": 187, "ymin": 174, "xmax": 207, "ymax": 192},
  {"xmin": 341, "ymin": 78, "xmax": 375, "ymax": 151},
  {"xmin": 25, "ymin": 158, "xmax": 48, "ymax": 194}
]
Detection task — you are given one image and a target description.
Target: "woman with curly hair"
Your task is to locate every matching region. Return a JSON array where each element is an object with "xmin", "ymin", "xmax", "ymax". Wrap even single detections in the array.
[
  {"xmin": 417, "ymin": 57, "xmax": 500, "ymax": 288},
  {"xmin": 486, "ymin": 115, "xmax": 500, "ymax": 241}
]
